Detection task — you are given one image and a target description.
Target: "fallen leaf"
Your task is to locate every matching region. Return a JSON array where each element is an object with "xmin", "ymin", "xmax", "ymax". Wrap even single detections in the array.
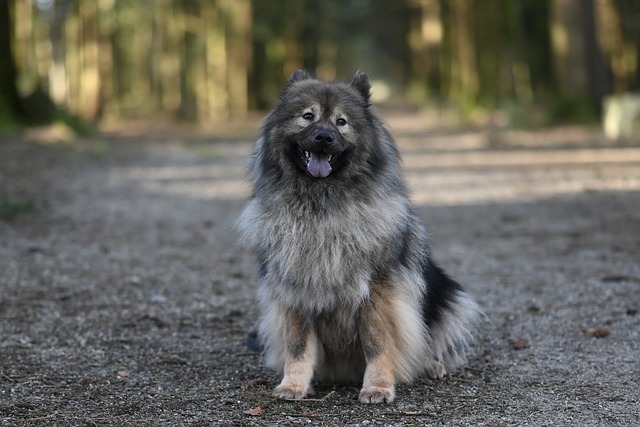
[
  {"xmin": 511, "ymin": 338, "xmax": 529, "ymax": 350},
  {"xmin": 585, "ymin": 327, "xmax": 611, "ymax": 338},
  {"xmin": 527, "ymin": 304, "xmax": 541, "ymax": 313},
  {"xmin": 601, "ymin": 275, "xmax": 637, "ymax": 283},
  {"xmin": 243, "ymin": 406, "xmax": 265, "ymax": 416}
]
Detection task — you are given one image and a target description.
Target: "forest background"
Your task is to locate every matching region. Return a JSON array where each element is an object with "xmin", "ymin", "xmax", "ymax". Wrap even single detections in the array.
[
  {"xmin": 2, "ymin": 2, "xmax": 640, "ymax": 424},
  {"xmin": 1, "ymin": 0, "xmax": 639, "ymax": 130}
]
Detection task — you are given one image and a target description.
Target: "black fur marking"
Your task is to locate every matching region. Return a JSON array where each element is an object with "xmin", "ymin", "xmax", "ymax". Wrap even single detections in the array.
[
  {"xmin": 397, "ymin": 227, "xmax": 412, "ymax": 269},
  {"xmin": 357, "ymin": 308, "xmax": 383, "ymax": 361},
  {"xmin": 257, "ymin": 250, "xmax": 269, "ymax": 278},
  {"xmin": 247, "ymin": 329, "xmax": 263, "ymax": 352},
  {"xmin": 286, "ymin": 314, "xmax": 311, "ymax": 359},
  {"xmin": 422, "ymin": 261, "xmax": 463, "ymax": 328},
  {"xmin": 254, "ymin": 134, "xmax": 283, "ymax": 193},
  {"xmin": 289, "ymin": 339, "xmax": 308, "ymax": 360}
]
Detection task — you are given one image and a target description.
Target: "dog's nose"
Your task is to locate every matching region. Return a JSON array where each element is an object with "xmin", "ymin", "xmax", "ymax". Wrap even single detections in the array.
[{"xmin": 313, "ymin": 129, "xmax": 334, "ymax": 144}]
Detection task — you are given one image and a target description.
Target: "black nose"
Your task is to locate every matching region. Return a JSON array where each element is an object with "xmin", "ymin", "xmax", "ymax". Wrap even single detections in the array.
[{"xmin": 313, "ymin": 129, "xmax": 334, "ymax": 143}]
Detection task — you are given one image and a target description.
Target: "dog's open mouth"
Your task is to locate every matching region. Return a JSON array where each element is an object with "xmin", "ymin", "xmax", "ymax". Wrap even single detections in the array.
[{"xmin": 300, "ymin": 149, "xmax": 338, "ymax": 178}]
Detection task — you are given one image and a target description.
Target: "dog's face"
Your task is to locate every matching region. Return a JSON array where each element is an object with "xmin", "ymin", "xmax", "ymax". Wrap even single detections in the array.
[{"xmin": 264, "ymin": 70, "xmax": 374, "ymax": 179}]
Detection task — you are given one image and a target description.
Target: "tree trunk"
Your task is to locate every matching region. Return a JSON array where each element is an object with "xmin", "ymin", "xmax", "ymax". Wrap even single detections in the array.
[
  {"xmin": 550, "ymin": 0, "xmax": 610, "ymax": 109},
  {"xmin": 521, "ymin": 0, "xmax": 554, "ymax": 100},
  {"xmin": 612, "ymin": 0, "xmax": 640, "ymax": 92},
  {"xmin": 205, "ymin": 2, "xmax": 228, "ymax": 118},
  {"xmin": 408, "ymin": 0, "xmax": 442, "ymax": 103},
  {"xmin": 79, "ymin": 0, "xmax": 100, "ymax": 120},
  {"xmin": 0, "ymin": 0, "xmax": 25, "ymax": 124},
  {"xmin": 449, "ymin": 0, "xmax": 479, "ymax": 107},
  {"xmin": 97, "ymin": 0, "xmax": 117, "ymax": 119},
  {"xmin": 225, "ymin": 0, "xmax": 251, "ymax": 116}
]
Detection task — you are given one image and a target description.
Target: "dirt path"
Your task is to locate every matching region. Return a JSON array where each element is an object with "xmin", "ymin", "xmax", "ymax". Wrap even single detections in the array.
[{"xmin": 1, "ymin": 119, "xmax": 639, "ymax": 426}]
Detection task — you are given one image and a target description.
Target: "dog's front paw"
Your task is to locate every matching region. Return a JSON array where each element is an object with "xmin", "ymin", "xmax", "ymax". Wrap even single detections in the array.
[
  {"xmin": 273, "ymin": 383, "xmax": 312, "ymax": 400},
  {"xmin": 359, "ymin": 385, "xmax": 395, "ymax": 404}
]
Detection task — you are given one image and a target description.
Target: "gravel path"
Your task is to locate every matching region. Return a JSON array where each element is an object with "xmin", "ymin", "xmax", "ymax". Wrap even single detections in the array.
[{"xmin": 1, "ymin": 118, "xmax": 639, "ymax": 426}]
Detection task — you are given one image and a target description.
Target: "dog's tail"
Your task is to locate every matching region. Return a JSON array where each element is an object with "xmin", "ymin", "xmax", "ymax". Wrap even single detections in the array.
[{"xmin": 422, "ymin": 261, "xmax": 482, "ymax": 379}]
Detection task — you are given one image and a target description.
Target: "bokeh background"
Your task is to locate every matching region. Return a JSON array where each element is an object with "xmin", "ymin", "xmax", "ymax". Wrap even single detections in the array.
[
  {"xmin": 1, "ymin": 0, "xmax": 639, "ymax": 132},
  {"xmin": 2, "ymin": 2, "xmax": 640, "ymax": 425}
]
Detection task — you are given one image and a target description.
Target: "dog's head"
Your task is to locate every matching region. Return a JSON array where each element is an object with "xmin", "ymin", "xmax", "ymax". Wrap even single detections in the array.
[{"xmin": 262, "ymin": 70, "xmax": 379, "ymax": 180}]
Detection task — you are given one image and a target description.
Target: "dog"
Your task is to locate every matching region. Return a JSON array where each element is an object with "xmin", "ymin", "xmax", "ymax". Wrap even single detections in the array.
[{"xmin": 238, "ymin": 70, "xmax": 481, "ymax": 404}]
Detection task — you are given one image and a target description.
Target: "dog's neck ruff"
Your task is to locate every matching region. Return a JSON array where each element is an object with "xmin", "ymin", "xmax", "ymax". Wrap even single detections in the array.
[{"xmin": 238, "ymin": 192, "xmax": 410, "ymax": 314}]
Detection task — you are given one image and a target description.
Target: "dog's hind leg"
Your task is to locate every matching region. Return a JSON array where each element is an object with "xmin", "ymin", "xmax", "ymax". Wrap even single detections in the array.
[{"xmin": 273, "ymin": 309, "xmax": 317, "ymax": 400}]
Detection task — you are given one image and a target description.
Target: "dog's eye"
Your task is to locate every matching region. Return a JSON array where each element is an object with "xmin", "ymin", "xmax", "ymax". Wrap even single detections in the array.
[
  {"xmin": 336, "ymin": 118, "xmax": 347, "ymax": 126},
  {"xmin": 302, "ymin": 112, "xmax": 314, "ymax": 121}
]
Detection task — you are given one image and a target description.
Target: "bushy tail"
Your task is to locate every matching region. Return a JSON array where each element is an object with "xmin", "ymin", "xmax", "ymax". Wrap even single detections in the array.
[{"xmin": 423, "ymin": 262, "xmax": 482, "ymax": 378}]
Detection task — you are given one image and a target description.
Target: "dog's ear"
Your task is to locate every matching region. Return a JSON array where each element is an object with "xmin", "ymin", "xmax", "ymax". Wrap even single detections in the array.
[
  {"xmin": 349, "ymin": 70, "xmax": 371, "ymax": 102},
  {"xmin": 287, "ymin": 69, "xmax": 312, "ymax": 84},
  {"xmin": 279, "ymin": 69, "xmax": 313, "ymax": 101}
]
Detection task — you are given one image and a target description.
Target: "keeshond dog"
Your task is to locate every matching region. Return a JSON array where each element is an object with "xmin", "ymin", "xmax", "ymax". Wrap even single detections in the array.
[{"xmin": 238, "ymin": 70, "xmax": 481, "ymax": 404}]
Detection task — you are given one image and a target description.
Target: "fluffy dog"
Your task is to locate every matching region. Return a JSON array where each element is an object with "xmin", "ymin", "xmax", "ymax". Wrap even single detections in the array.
[{"xmin": 238, "ymin": 70, "xmax": 481, "ymax": 404}]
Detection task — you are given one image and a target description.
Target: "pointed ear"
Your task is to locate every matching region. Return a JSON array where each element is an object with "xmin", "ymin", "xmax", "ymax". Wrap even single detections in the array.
[
  {"xmin": 287, "ymin": 69, "xmax": 312, "ymax": 84},
  {"xmin": 280, "ymin": 69, "xmax": 313, "ymax": 100},
  {"xmin": 349, "ymin": 70, "xmax": 371, "ymax": 101}
]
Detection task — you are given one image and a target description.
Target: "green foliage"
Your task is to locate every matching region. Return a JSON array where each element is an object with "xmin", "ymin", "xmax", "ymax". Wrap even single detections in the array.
[
  {"xmin": 547, "ymin": 96, "xmax": 599, "ymax": 125},
  {"xmin": 0, "ymin": 193, "xmax": 38, "ymax": 221},
  {"xmin": 56, "ymin": 111, "xmax": 95, "ymax": 137},
  {"xmin": 20, "ymin": 86, "xmax": 95, "ymax": 135},
  {"xmin": 0, "ymin": 85, "xmax": 94, "ymax": 135},
  {"xmin": 0, "ymin": 111, "xmax": 22, "ymax": 133},
  {"xmin": 0, "ymin": 93, "xmax": 22, "ymax": 133}
]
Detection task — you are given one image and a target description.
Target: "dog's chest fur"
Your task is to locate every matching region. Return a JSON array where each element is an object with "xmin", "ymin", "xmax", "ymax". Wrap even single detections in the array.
[{"xmin": 240, "ymin": 189, "xmax": 409, "ymax": 314}]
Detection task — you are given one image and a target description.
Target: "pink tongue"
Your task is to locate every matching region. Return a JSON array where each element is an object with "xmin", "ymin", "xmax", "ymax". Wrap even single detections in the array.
[{"xmin": 307, "ymin": 152, "xmax": 332, "ymax": 178}]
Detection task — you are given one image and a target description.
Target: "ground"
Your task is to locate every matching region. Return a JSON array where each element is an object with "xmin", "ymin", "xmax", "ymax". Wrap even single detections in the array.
[{"xmin": 1, "ymin": 114, "xmax": 639, "ymax": 426}]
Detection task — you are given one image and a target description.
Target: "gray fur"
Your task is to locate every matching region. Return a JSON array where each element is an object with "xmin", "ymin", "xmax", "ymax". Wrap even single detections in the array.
[{"xmin": 238, "ymin": 70, "xmax": 481, "ymax": 394}]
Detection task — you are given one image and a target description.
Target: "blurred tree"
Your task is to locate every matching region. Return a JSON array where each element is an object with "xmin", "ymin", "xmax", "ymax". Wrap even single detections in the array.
[
  {"xmin": 1, "ymin": 0, "xmax": 60, "ymax": 126},
  {"xmin": 448, "ymin": 0, "xmax": 479, "ymax": 108},
  {"xmin": 611, "ymin": 0, "xmax": 640, "ymax": 92},
  {"xmin": 73, "ymin": 0, "xmax": 100, "ymax": 120},
  {"xmin": 550, "ymin": 0, "xmax": 610, "ymax": 112},
  {"xmin": 520, "ymin": 0, "xmax": 554, "ymax": 100},
  {"xmin": 226, "ymin": 0, "xmax": 252, "ymax": 116},
  {"xmin": 0, "ymin": 0, "xmax": 23, "ymax": 125},
  {"xmin": 408, "ymin": 0, "xmax": 443, "ymax": 103},
  {"xmin": 3, "ymin": 0, "xmax": 639, "ymax": 127}
]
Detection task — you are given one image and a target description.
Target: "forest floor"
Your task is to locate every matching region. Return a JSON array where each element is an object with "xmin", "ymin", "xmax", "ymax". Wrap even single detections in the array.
[{"xmin": 1, "ymin": 113, "xmax": 639, "ymax": 426}]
